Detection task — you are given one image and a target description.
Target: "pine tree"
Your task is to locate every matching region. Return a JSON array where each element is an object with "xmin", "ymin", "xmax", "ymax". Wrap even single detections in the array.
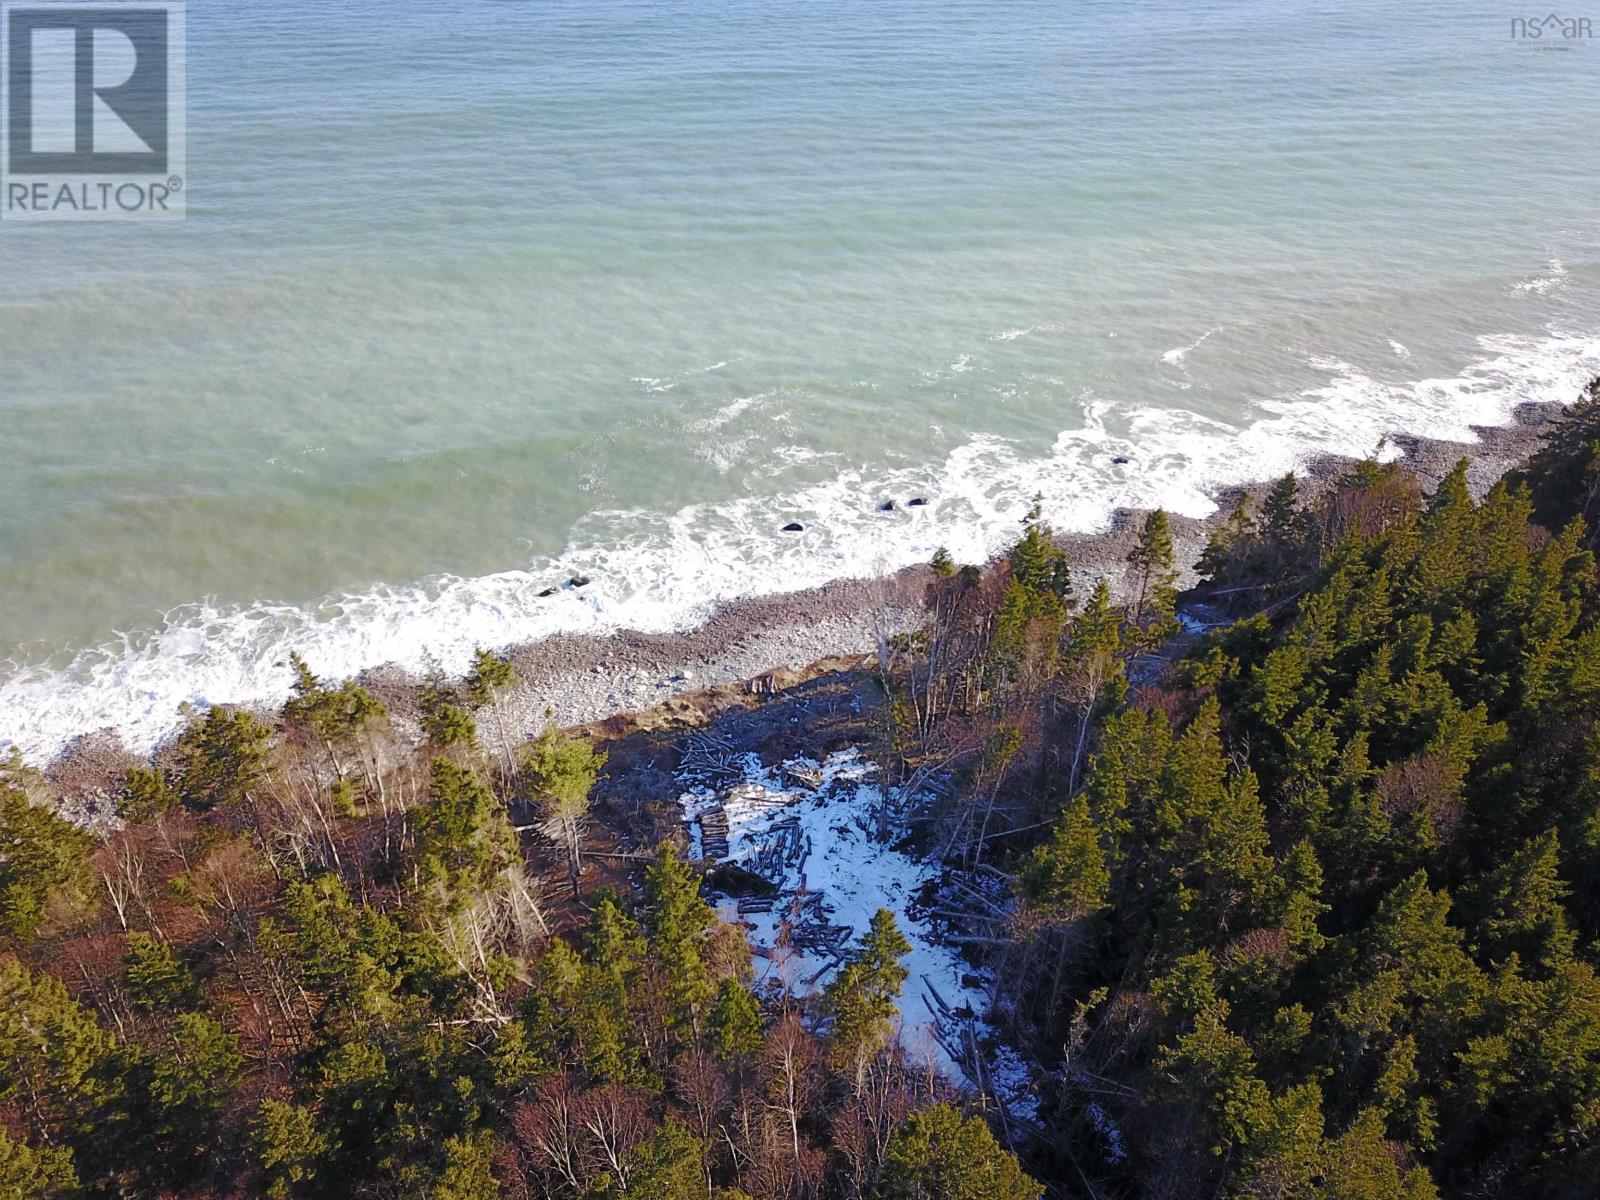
[
  {"xmin": 118, "ymin": 765, "xmax": 180, "ymax": 822},
  {"xmin": 0, "ymin": 958, "xmax": 111, "ymax": 1137},
  {"xmin": 433, "ymin": 1130, "xmax": 498, "ymax": 1200},
  {"xmin": 625, "ymin": 1119, "xmax": 705, "ymax": 1200},
  {"xmin": 710, "ymin": 978, "xmax": 763, "ymax": 1062},
  {"xmin": 421, "ymin": 677, "xmax": 478, "ymax": 751},
  {"xmin": 415, "ymin": 758, "xmax": 517, "ymax": 899},
  {"xmin": 1021, "ymin": 795, "xmax": 1109, "ymax": 921},
  {"xmin": 584, "ymin": 894, "xmax": 649, "ymax": 1084},
  {"xmin": 1009, "ymin": 496, "xmax": 1072, "ymax": 600},
  {"xmin": 174, "ymin": 705, "xmax": 271, "ymax": 811},
  {"xmin": 124, "ymin": 932, "xmax": 200, "ymax": 1011},
  {"xmin": 1470, "ymin": 828, "xmax": 1576, "ymax": 970},
  {"xmin": 1512, "ymin": 376, "xmax": 1600, "ymax": 545},
  {"xmin": 282, "ymin": 652, "xmax": 387, "ymax": 787},
  {"xmin": 1322, "ymin": 1109, "xmax": 1439, "ymax": 1200}
]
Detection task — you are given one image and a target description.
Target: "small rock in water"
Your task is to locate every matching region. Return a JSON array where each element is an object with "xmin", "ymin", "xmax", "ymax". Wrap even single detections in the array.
[
  {"xmin": 1112, "ymin": 455, "xmax": 1130, "ymax": 465},
  {"xmin": 782, "ymin": 522, "xmax": 804, "ymax": 532},
  {"xmin": 538, "ymin": 587, "xmax": 559, "ymax": 598},
  {"xmin": 568, "ymin": 575, "xmax": 591, "ymax": 588},
  {"xmin": 877, "ymin": 500, "xmax": 897, "ymax": 512},
  {"xmin": 907, "ymin": 497, "xmax": 928, "ymax": 507}
]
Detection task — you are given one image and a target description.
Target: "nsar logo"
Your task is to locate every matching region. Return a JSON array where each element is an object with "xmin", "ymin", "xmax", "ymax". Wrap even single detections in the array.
[{"xmin": 1510, "ymin": 12, "xmax": 1594, "ymax": 47}]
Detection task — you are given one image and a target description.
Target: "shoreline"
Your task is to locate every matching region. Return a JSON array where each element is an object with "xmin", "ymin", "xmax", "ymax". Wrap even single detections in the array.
[{"xmin": 41, "ymin": 397, "xmax": 1565, "ymax": 819}]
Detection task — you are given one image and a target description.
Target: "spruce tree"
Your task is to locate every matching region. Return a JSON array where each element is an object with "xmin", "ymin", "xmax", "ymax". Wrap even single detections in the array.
[
  {"xmin": 644, "ymin": 843, "xmax": 718, "ymax": 1042},
  {"xmin": 880, "ymin": 1104, "xmax": 1042, "ymax": 1200},
  {"xmin": 522, "ymin": 727, "xmax": 606, "ymax": 898},
  {"xmin": 0, "ymin": 776, "xmax": 95, "ymax": 943},
  {"xmin": 1127, "ymin": 508, "xmax": 1179, "ymax": 643},
  {"xmin": 1021, "ymin": 795, "xmax": 1109, "ymax": 921},
  {"xmin": 824, "ymin": 909, "xmax": 911, "ymax": 1075}
]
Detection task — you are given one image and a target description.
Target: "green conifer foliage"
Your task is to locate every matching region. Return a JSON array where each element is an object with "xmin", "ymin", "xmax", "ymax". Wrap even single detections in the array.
[
  {"xmin": 825, "ymin": 909, "xmax": 911, "ymax": 1074},
  {"xmin": 522, "ymin": 726, "xmax": 606, "ymax": 898},
  {"xmin": 0, "ymin": 1128, "xmax": 78, "ymax": 1200},
  {"xmin": 1127, "ymin": 508, "xmax": 1180, "ymax": 643},
  {"xmin": 710, "ymin": 978, "xmax": 763, "ymax": 1062},
  {"xmin": 879, "ymin": 1103, "xmax": 1043, "ymax": 1200},
  {"xmin": 645, "ymin": 843, "xmax": 718, "ymax": 1042},
  {"xmin": 124, "ymin": 931, "xmax": 200, "ymax": 1011},
  {"xmin": 415, "ymin": 758, "xmax": 517, "ymax": 898},
  {"xmin": 253, "ymin": 1099, "xmax": 329, "ymax": 1200},
  {"xmin": 1512, "ymin": 376, "xmax": 1600, "ymax": 545},
  {"xmin": 1021, "ymin": 794, "xmax": 1109, "ymax": 921},
  {"xmin": 625, "ymin": 1120, "xmax": 706, "ymax": 1200},
  {"xmin": 0, "ymin": 774, "xmax": 95, "ymax": 942},
  {"xmin": 174, "ymin": 705, "xmax": 272, "ymax": 811}
]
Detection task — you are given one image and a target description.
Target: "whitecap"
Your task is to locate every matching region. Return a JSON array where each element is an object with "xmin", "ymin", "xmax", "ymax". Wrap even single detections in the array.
[
  {"xmin": 4, "ymin": 328, "xmax": 1599, "ymax": 764},
  {"xmin": 1161, "ymin": 325, "xmax": 1221, "ymax": 366}
]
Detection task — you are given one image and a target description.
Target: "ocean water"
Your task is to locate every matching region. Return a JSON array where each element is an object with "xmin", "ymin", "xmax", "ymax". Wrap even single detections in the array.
[{"xmin": 2, "ymin": 0, "xmax": 1598, "ymax": 759}]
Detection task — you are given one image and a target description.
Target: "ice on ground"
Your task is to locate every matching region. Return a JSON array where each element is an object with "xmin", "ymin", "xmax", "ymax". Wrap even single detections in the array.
[{"xmin": 679, "ymin": 747, "xmax": 1035, "ymax": 1116}]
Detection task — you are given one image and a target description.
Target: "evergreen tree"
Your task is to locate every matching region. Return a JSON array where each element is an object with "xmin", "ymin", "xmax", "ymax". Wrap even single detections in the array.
[
  {"xmin": 1512, "ymin": 376, "xmax": 1600, "ymax": 545},
  {"xmin": 825, "ymin": 909, "xmax": 911, "ymax": 1076},
  {"xmin": 522, "ymin": 726, "xmax": 606, "ymax": 898},
  {"xmin": 0, "ymin": 775, "xmax": 95, "ymax": 942},
  {"xmin": 254, "ymin": 1099, "xmax": 329, "ymax": 1200},
  {"xmin": 1469, "ymin": 828, "xmax": 1576, "ymax": 970},
  {"xmin": 710, "ymin": 977, "xmax": 763, "ymax": 1062},
  {"xmin": 1127, "ymin": 508, "xmax": 1180, "ymax": 643},
  {"xmin": 415, "ymin": 758, "xmax": 517, "ymax": 899},
  {"xmin": 0, "ymin": 1128, "xmax": 78, "ymax": 1200},
  {"xmin": 118, "ymin": 764, "xmax": 180, "ymax": 823},
  {"xmin": 124, "ymin": 932, "xmax": 200, "ymax": 1011},
  {"xmin": 625, "ymin": 1120, "xmax": 706, "ymax": 1200},
  {"xmin": 1021, "ymin": 794, "xmax": 1109, "ymax": 921},
  {"xmin": 1008, "ymin": 496, "xmax": 1072, "ymax": 600},
  {"xmin": 879, "ymin": 1104, "xmax": 1042, "ymax": 1200},
  {"xmin": 0, "ymin": 957, "xmax": 110, "ymax": 1138},
  {"xmin": 174, "ymin": 705, "xmax": 272, "ymax": 811},
  {"xmin": 644, "ymin": 843, "xmax": 718, "ymax": 1042},
  {"xmin": 282, "ymin": 652, "xmax": 386, "ymax": 784},
  {"xmin": 421, "ymin": 678, "xmax": 479, "ymax": 751}
]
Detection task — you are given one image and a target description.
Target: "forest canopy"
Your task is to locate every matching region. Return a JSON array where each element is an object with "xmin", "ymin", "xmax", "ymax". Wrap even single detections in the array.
[{"xmin": 4, "ymin": 383, "xmax": 1600, "ymax": 1199}]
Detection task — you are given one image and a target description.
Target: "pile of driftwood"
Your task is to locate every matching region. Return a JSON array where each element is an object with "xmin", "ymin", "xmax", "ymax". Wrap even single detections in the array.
[
  {"xmin": 680, "ymin": 732, "xmax": 743, "ymax": 781},
  {"xmin": 698, "ymin": 807, "xmax": 730, "ymax": 859},
  {"xmin": 921, "ymin": 983, "xmax": 1043, "ymax": 1146},
  {"xmin": 684, "ymin": 756, "xmax": 862, "ymax": 987}
]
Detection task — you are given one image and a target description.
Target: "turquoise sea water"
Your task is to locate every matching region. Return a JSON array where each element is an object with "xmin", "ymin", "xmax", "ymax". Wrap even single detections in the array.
[{"xmin": 2, "ymin": 1, "xmax": 1598, "ymax": 757}]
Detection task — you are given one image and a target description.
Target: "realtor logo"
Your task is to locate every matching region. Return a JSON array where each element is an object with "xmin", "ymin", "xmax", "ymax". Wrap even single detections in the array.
[{"xmin": 2, "ymin": 1, "xmax": 185, "ymax": 220}]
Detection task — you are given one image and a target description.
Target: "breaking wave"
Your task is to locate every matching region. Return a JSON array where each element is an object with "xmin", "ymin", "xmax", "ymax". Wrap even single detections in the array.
[{"xmin": 3, "ymin": 327, "xmax": 1598, "ymax": 764}]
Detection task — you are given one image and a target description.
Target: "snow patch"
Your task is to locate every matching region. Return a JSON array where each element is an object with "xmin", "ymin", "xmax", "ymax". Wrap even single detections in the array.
[{"xmin": 679, "ymin": 747, "xmax": 1037, "ymax": 1117}]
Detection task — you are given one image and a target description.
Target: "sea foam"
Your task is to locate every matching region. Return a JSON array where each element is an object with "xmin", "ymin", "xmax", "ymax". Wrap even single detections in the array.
[{"xmin": 3, "ymin": 328, "xmax": 1598, "ymax": 765}]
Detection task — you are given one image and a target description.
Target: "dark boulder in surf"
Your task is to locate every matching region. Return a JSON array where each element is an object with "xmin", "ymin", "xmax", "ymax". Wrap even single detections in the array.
[
  {"xmin": 907, "ymin": 497, "xmax": 928, "ymax": 507},
  {"xmin": 568, "ymin": 575, "xmax": 591, "ymax": 588},
  {"xmin": 538, "ymin": 587, "xmax": 559, "ymax": 598},
  {"xmin": 781, "ymin": 522, "xmax": 804, "ymax": 532},
  {"xmin": 878, "ymin": 500, "xmax": 897, "ymax": 512},
  {"xmin": 1112, "ymin": 455, "xmax": 1130, "ymax": 465}
]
